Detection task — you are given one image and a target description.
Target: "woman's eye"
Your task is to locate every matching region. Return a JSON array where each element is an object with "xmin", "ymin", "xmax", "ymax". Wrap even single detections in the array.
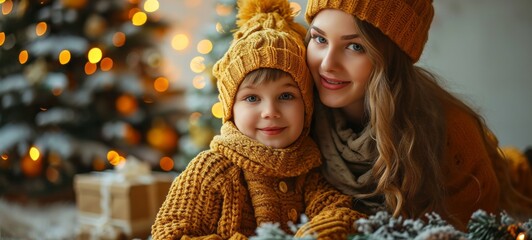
[
  {"xmin": 279, "ymin": 93, "xmax": 294, "ymax": 100},
  {"xmin": 245, "ymin": 95, "xmax": 258, "ymax": 102},
  {"xmin": 348, "ymin": 43, "xmax": 365, "ymax": 52},
  {"xmin": 312, "ymin": 35, "xmax": 327, "ymax": 44}
]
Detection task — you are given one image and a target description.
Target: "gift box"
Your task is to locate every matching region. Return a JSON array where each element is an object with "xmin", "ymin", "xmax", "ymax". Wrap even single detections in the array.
[{"xmin": 74, "ymin": 158, "xmax": 175, "ymax": 239}]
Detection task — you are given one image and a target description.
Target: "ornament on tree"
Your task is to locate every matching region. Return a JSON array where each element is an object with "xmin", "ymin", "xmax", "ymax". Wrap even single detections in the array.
[
  {"xmin": 21, "ymin": 154, "xmax": 43, "ymax": 178},
  {"xmin": 116, "ymin": 94, "xmax": 138, "ymax": 116},
  {"xmin": 84, "ymin": 14, "xmax": 107, "ymax": 39},
  {"xmin": 147, "ymin": 119, "xmax": 178, "ymax": 152}
]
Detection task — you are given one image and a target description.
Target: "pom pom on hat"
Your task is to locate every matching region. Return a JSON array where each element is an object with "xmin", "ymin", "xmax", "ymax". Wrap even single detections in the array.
[
  {"xmin": 305, "ymin": 0, "xmax": 434, "ymax": 62},
  {"xmin": 213, "ymin": 0, "xmax": 313, "ymax": 131}
]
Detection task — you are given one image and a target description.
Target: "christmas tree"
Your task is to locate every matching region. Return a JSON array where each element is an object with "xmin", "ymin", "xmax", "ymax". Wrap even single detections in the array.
[
  {"xmin": 0, "ymin": 0, "xmax": 183, "ymax": 199},
  {"xmin": 173, "ymin": 0, "xmax": 237, "ymax": 170}
]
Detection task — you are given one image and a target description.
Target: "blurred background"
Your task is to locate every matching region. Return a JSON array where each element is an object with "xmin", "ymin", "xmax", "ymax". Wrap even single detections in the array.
[{"xmin": 0, "ymin": 0, "xmax": 531, "ymax": 238}]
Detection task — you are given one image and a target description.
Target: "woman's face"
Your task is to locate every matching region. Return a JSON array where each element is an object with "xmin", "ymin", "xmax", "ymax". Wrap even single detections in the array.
[{"xmin": 307, "ymin": 9, "xmax": 373, "ymax": 112}]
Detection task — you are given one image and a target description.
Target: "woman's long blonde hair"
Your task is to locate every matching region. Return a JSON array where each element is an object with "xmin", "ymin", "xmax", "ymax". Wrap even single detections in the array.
[{"xmin": 353, "ymin": 18, "xmax": 530, "ymax": 220}]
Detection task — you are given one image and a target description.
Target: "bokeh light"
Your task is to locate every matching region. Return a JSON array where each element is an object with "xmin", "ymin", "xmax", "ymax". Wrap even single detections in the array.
[
  {"xmin": 132, "ymin": 11, "xmax": 148, "ymax": 26},
  {"xmin": 154, "ymin": 77, "xmax": 169, "ymax": 92},
  {"xmin": 59, "ymin": 50, "xmax": 71, "ymax": 65},
  {"xmin": 116, "ymin": 94, "xmax": 138, "ymax": 116},
  {"xmin": 88, "ymin": 47, "xmax": 103, "ymax": 64},
  {"xmin": 85, "ymin": 62, "xmax": 97, "ymax": 75},
  {"xmin": 35, "ymin": 22, "xmax": 48, "ymax": 36},
  {"xmin": 211, "ymin": 102, "xmax": 223, "ymax": 119},
  {"xmin": 190, "ymin": 56, "xmax": 205, "ymax": 73},
  {"xmin": 100, "ymin": 57, "xmax": 113, "ymax": 71},
  {"xmin": 144, "ymin": 0, "xmax": 159, "ymax": 12},
  {"xmin": 215, "ymin": 4, "xmax": 233, "ymax": 16},
  {"xmin": 171, "ymin": 34, "xmax": 189, "ymax": 51},
  {"xmin": 0, "ymin": 32, "xmax": 5, "ymax": 46},
  {"xmin": 29, "ymin": 146, "xmax": 40, "ymax": 161},
  {"xmin": 2, "ymin": 0, "xmax": 13, "ymax": 15},
  {"xmin": 113, "ymin": 32, "xmax": 126, "ymax": 47},
  {"xmin": 192, "ymin": 75, "xmax": 206, "ymax": 89},
  {"xmin": 159, "ymin": 156, "xmax": 174, "ymax": 171},
  {"xmin": 197, "ymin": 39, "xmax": 213, "ymax": 54},
  {"xmin": 19, "ymin": 50, "xmax": 29, "ymax": 64}
]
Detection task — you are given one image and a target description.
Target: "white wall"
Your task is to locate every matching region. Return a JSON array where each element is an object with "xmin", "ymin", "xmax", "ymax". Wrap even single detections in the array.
[
  {"xmin": 421, "ymin": 0, "xmax": 532, "ymax": 149},
  {"xmin": 157, "ymin": 0, "xmax": 532, "ymax": 150}
]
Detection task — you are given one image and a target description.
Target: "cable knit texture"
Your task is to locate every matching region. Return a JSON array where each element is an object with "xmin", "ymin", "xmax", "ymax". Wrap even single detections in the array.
[
  {"xmin": 305, "ymin": 0, "xmax": 434, "ymax": 62},
  {"xmin": 151, "ymin": 122, "xmax": 365, "ymax": 239},
  {"xmin": 213, "ymin": 0, "xmax": 313, "ymax": 129}
]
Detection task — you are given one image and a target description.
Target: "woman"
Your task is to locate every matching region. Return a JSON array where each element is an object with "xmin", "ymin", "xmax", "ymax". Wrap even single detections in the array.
[{"xmin": 304, "ymin": 0, "xmax": 531, "ymax": 230}]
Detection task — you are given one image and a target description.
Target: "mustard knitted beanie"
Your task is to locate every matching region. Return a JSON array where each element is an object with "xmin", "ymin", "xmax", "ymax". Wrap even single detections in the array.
[
  {"xmin": 213, "ymin": 0, "xmax": 313, "ymax": 130},
  {"xmin": 305, "ymin": 0, "xmax": 434, "ymax": 62}
]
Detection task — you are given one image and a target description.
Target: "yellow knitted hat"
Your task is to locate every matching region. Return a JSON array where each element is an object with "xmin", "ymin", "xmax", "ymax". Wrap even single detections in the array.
[
  {"xmin": 213, "ymin": 0, "xmax": 313, "ymax": 130},
  {"xmin": 305, "ymin": 0, "xmax": 434, "ymax": 62}
]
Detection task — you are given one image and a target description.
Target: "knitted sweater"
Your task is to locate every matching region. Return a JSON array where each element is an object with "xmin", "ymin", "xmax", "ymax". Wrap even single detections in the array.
[
  {"xmin": 438, "ymin": 103, "xmax": 500, "ymax": 230},
  {"xmin": 151, "ymin": 122, "xmax": 365, "ymax": 239}
]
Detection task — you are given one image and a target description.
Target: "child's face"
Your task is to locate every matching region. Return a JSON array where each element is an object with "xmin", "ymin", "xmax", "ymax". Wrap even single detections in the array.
[{"xmin": 233, "ymin": 75, "xmax": 305, "ymax": 149}]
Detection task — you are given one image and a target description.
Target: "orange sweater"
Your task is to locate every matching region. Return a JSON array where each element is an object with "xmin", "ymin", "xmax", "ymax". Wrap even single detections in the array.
[
  {"xmin": 151, "ymin": 122, "xmax": 365, "ymax": 239},
  {"xmin": 439, "ymin": 103, "xmax": 500, "ymax": 230}
]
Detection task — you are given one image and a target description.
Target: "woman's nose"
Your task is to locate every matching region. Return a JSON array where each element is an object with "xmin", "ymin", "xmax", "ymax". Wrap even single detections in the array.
[{"xmin": 321, "ymin": 48, "xmax": 339, "ymax": 72}]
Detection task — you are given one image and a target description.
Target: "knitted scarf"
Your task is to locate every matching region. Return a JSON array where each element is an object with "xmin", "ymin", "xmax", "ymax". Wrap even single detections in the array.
[
  {"xmin": 211, "ymin": 122, "xmax": 322, "ymax": 228},
  {"xmin": 211, "ymin": 122, "xmax": 322, "ymax": 178},
  {"xmin": 312, "ymin": 102, "xmax": 385, "ymax": 215}
]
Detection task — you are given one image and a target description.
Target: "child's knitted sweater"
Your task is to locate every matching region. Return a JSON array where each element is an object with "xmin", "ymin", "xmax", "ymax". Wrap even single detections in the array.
[{"xmin": 151, "ymin": 122, "xmax": 365, "ymax": 239}]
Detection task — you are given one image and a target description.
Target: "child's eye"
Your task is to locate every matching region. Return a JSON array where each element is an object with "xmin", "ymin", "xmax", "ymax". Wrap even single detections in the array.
[
  {"xmin": 279, "ymin": 93, "xmax": 294, "ymax": 100},
  {"xmin": 311, "ymin": 34, "xmax": 327, "ymax": 44},
  {"xmin": 348, "ymin": 43, "xmax": 365, "ymax": 52},
  {"xmin": 244, "ymin": 95, "xmax": 259, "ymax": 102}
]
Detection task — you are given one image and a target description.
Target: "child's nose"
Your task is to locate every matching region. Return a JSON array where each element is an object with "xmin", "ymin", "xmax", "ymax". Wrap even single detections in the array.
[{"xmin": 261, "ymin": 102, "xmax": 281, "ymax": 119}]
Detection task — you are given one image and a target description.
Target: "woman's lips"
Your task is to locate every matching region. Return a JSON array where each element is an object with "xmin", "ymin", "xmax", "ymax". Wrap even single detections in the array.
[{"xmin": 320, "ymin": 75, "xmax": 350, "ymax": 90}]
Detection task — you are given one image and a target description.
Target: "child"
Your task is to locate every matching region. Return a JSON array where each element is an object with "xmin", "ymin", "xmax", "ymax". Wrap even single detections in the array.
[{"xmin": 151, "ymin": 0, "xmax": 365, "ymax": 239}]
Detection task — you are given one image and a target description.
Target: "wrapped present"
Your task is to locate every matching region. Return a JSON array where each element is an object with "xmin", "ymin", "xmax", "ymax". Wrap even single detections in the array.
[{"xmin": 74, "ymin": 157, "xmax": 175, "ymax": 239}]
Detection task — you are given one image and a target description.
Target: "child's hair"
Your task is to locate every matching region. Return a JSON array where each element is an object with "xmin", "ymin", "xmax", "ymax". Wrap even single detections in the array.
[{"xmin": 241, "ymin": 68, "xmax": 291, "ymax": 86}]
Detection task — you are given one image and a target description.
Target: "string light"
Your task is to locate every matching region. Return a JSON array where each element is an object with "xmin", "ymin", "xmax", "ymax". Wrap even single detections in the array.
[
  {"xmin": 211, "ymin": 102, "xmax": 223, "ymax": 119},
  {"xmin": 190, "ymin": 56, "xmax": 205, "ymax": 73},
  {"xmin": 59, "ymin": 50, "xmax": 71, "ymax": 65},
  {"xmin": 2, "ymin": 0, "xmax": 13, "ymax": 15},
  {"xmin": 159, "ymin": 156, "xmax": 174, "ymax": 171},
  {"xmin": 215, "ymin": 4, "xmax": 232, "ymax": 16},
  {"xmin": 116, "ymin": 94, "xmax": 138, "ymax": 116},
  {"xmin": 132, "ymin": 11, "xmax": 148, "ymax": 26},
  {"xmin": 84, "ymin": 62, "xmax": 97, "ymax": 75},
  {"xmin": 144, "ymin": 0, "xmax": 159, "ymax": 13},
  {"xmin": 197, "ymin": 39, "xmax": 213, "ymax": 54},
  {"xmin": 29, "ymin": 146, "xmax": 40, "ymax": 161},
  {"xmin": 107, "ymin": 150, "xmax": 124, "ymax": 166},
  {"xmin": 100, "ymin": 57, "xmax": 113, "ymax": 71},
  {"xmin": 171, "ymin": 34, "xmax": 189, "ymax": 51},
  {"xmin": 35, "ymin": 22, "xmax": 48, "ymax": 36},
  {"xmin": 154, "ymin": 77, "xmax": 169, "ymax": 92},
  {"xmin": 19, "ymin": 50, "xmax": 29, "ymax": 64},
  {"xmin": 87, "ymin": 47, "xmax": 103, "ymax": 64},
  {"xmin": 192, "ymin": 75, "xmax": 206, "ymax": 89},
  {"xmin": 112, "ymin": 32, "xmax": 126, "ymax": 47},
  {"xmin": 0, "ymin": 32, "xmax": 5, "ymax": 46}
]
